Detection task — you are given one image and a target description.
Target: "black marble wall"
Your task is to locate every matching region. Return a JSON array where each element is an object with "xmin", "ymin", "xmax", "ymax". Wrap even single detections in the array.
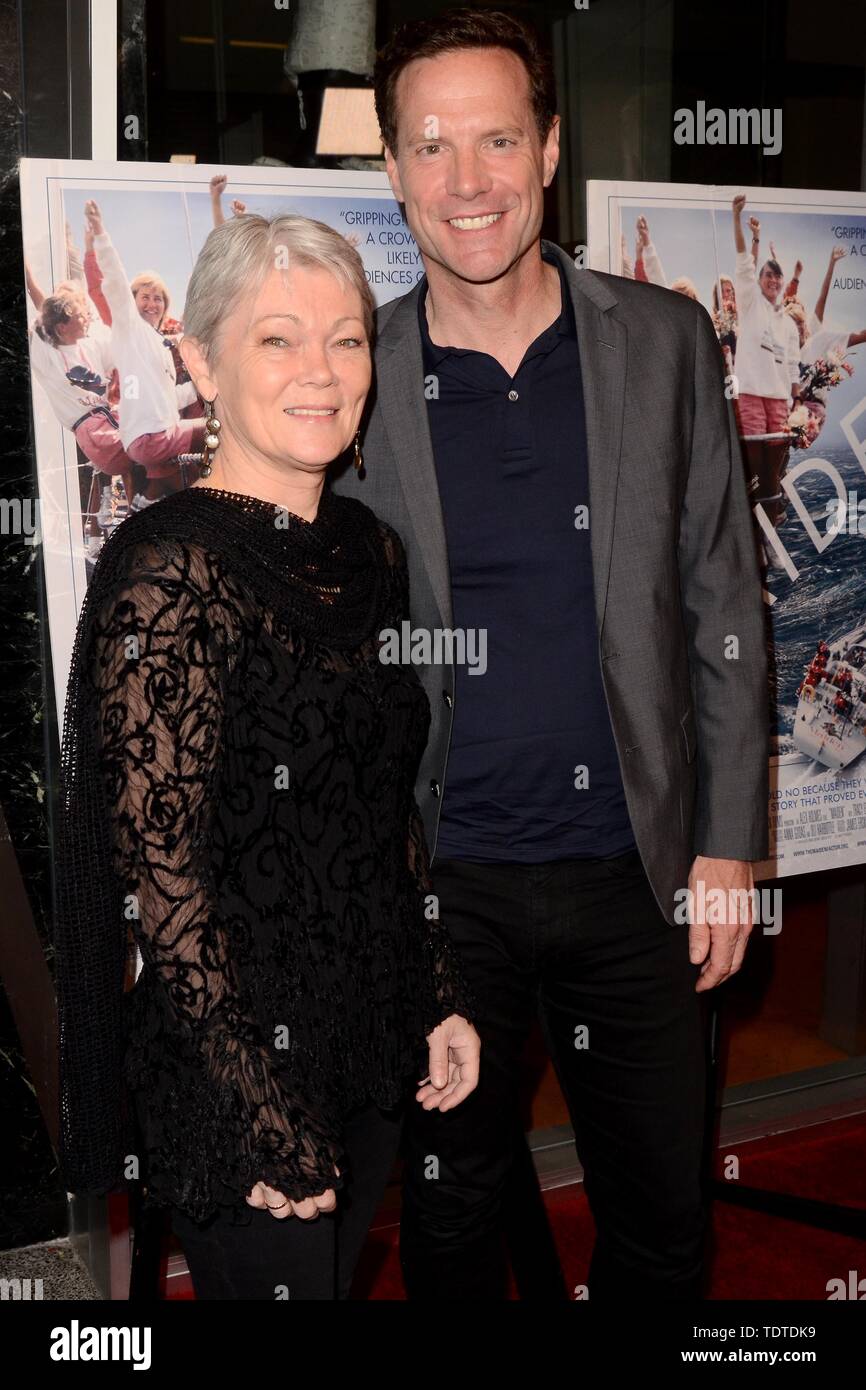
[
  {"xmin": 119, "ymin": 0, "xmax": 148, "ymax": 160},
  {"xmin": 0, "ymin": 0, "xmax": 68, "ymax": 1248}
]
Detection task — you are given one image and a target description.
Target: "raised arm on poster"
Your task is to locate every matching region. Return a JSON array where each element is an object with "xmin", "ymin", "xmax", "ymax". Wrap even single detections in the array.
[{"xmin": 18, "ymin": 156, "xmax": 417, "ymax": 729}]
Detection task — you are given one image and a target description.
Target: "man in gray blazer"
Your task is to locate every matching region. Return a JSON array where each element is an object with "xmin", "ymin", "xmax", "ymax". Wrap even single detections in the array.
[{"xmin": 331, "ymin": 7, "xmax": 769, "ymax": 1301}]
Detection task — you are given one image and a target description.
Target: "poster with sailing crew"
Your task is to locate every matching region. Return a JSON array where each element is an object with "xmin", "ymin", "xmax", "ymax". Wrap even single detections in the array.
[
  {"xmin": 18, "ymin": 157, "xmax": 419, "ymax": 723},
  {"xmin": 589, "ymin": 180, "xmax": 866, "ymax": 880}
]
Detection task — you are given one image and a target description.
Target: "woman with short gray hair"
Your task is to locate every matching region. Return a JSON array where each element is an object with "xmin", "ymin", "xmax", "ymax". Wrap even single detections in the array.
[{"xmin": 53, "ymin": 212, "xmax": 480, "ymax": 1300}]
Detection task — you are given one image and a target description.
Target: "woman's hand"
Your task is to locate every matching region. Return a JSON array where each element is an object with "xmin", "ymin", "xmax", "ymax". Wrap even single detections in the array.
[
  {"xmin": 416, "ymin": 1014, "xmax": 480, "ymax": 1112},
  {"xmin": 245, "ymin": 1167, "xmax": 340, "ymax": 1220},
  {"xmin": 84, "ymin": 199, "xmax": 104, "ymax": 238}
]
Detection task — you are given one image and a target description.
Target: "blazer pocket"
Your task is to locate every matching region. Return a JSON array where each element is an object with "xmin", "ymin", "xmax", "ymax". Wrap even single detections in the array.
[
  {"xmin": 680, "ymin": 705, "xmax": 697, "ymax": 763},
  {"xmin": 623, "ymin": 425, "xmax": 687, "ymax": 463}
]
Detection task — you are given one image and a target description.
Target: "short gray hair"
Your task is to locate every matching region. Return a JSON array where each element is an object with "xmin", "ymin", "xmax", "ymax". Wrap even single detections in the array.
[{"xmin": 182, "ymin": 212, "xmax": 376, "ymax": 362}]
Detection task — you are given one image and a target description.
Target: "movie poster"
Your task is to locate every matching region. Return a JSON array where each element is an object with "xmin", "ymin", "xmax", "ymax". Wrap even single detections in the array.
[
  {"xmin": 588, "ymin": 180, "xmax": 866, "ymax": 880},
  {"xmin": 18, "ymin": 158, "xmax": 418, "ymax": 719}
]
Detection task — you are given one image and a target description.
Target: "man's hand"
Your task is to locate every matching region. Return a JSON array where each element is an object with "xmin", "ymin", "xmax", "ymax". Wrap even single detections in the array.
[
  {"xmin": 687, "ymin": 855, "xmax": 755, "ymax": 992},
  {"xmin": 636, "ymin": 214, "xmax": 650, "ymax": 248},
  {"xmin": 732, "ymin": 193, "xmax": 747, "ymax": 219},
  {"xmin": 416, "ymin": 1014, "xmax": 480, "ymax": 1112}
]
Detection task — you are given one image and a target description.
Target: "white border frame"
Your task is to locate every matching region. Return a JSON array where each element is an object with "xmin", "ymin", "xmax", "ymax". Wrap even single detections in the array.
[{"xmin": 90, "ymin": 0, "xmax": 118, "ymax": 161}]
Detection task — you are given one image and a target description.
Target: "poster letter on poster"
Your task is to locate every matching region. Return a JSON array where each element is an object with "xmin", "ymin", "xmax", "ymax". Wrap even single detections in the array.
[{"xmin": 588, "ymin": 180, "xmax": 866, "ymax": 880}]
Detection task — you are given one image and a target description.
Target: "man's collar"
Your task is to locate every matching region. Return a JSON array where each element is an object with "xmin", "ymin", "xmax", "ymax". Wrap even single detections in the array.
[
  {"xmin": 417, "ymin": 248, "xmax": 573, "ymax": 362},
  {"xmin": 376, "ymin": 238, "xmax": 619, "ymax": 358}
]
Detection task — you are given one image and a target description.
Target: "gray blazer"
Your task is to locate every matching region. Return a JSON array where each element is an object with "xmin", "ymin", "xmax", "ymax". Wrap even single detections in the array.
[{"xmin": 330, "ymin": 238, "xmax": 770, "ymax": 925}]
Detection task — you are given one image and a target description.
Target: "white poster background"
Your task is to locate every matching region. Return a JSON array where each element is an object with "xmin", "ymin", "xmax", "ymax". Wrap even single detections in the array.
[
  {"xmin": 588, "ymin": 180, "xmax": 866, "ymax": 881},
  {"xmin": 19, "ymin": 157, "xmax": 418, "ymax": 724}
]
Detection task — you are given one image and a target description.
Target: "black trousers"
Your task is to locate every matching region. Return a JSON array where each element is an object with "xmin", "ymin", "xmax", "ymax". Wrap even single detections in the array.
[
  {"xmin": 170, "ymin": 1101, "xmax": 403, "ymax": 1300},
  {"xmin": 399, "ymin": 848, "xmax": 708, "ymax": 1301}
]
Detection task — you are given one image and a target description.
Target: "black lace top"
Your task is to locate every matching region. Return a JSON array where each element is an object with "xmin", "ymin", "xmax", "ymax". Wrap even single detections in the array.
[{"xmin": 53, "ymin": 484, "xmax": 475, "ymax": 1222}]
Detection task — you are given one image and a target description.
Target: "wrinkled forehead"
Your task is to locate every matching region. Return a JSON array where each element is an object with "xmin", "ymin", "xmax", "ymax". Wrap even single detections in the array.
[{"xmin": 236, "ymin": 262, "xmax": 367, "ymax": 337}]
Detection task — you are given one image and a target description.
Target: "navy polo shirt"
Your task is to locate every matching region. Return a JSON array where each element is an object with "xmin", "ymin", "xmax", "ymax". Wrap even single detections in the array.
[{"xmin": 419, "ymin": 252, "xmax": 636, "ymax": 861}]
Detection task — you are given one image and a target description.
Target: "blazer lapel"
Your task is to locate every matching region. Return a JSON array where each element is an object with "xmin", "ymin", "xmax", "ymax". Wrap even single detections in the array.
[
  {"xmin": 542, "ymin": 241, "xmax": 627, "ymax": 638},
  {"xmin": 375, "ymin": 283, "xmax": 454, "ymax": 629},
  {"xmin": 374, "ymin": 246, "xmax": 627, "ymax": 639}
]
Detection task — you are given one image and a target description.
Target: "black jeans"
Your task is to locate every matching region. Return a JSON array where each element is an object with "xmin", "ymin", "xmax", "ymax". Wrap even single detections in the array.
[
  {"xmin": 170, "ymin": 1101, "xmax": 403, "ymax": 1300},
  {"xmin": 400, "ymin": 849, "xmax": 708, "ymax": 1301}
]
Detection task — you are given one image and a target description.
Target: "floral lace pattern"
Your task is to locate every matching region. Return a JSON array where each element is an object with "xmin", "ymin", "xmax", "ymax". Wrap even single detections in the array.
[{"xmin": 56, "ymin": 487, "xmax": 475, "ymax": 1221}]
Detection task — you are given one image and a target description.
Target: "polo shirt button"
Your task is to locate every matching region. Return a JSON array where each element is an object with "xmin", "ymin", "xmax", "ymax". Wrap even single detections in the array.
[
  {"xmin": 507, "ymin": 389, "xmax": 519, "ymax": 401},
  {"xmin": 430, "ymin": 779, "xmax": 440, "ymax": 797},
  {"xmin": 443, "ymin": 690, "xmax": 453, "ymax": 707}
]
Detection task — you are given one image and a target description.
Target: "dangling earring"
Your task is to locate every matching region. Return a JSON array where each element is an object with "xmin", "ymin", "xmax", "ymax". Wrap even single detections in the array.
[
  {"xmin": 200, "ymin": 398, "xmax": 221, "ymax": 478},
  {"xmin": 353, "ymin": 429, "xmax": 366, "ymax": 479}
]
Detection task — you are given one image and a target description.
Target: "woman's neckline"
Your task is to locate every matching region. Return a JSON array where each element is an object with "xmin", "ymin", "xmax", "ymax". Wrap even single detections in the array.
[{"xmin": 187, "ymin": 484, "xmax": 330, "ymax": 528}]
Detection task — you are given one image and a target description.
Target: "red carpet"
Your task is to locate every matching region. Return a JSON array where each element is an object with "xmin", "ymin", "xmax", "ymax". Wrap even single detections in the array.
[{"xmin": 165, "ymin": 1113, "xmax": 866, "ymax": 1300}]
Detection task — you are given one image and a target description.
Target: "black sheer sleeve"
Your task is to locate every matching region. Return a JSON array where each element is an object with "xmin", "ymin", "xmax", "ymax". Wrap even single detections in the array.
[
  {"xmin": 407, "ymin": 799, "xmax": 478, "ymax": 1032},
  {"xmin": 376, "ymin": 521, "xmax": 477, "ymax": 1033},
  {"xmin": 91, "ymin": 536, "xmax": 344, "ymax": 1207}
]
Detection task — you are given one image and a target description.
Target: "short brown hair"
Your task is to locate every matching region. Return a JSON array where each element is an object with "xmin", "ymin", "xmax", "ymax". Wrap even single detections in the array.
[{"xmin": 374, "ymin": 6, "xmax": 557, "ymax": 154}]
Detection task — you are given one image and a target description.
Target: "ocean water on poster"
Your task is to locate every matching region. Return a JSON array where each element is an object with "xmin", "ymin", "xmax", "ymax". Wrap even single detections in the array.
[{"xmin": 768, "ymin": 444, "xmax": 866, "ymax": 754}]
